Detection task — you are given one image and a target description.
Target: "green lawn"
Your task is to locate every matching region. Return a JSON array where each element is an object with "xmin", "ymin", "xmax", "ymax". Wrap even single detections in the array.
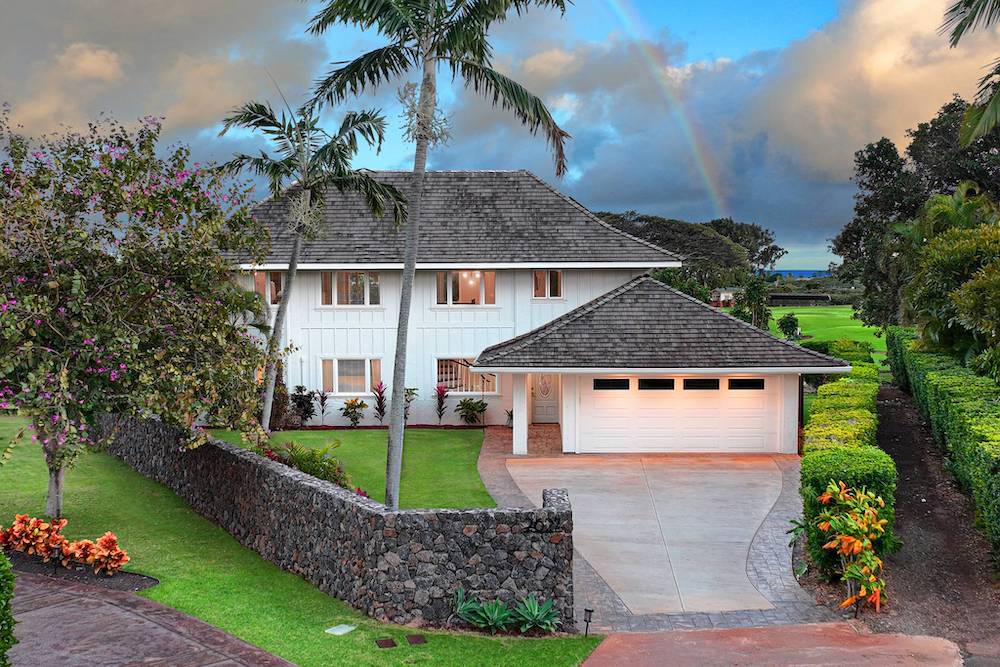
[
  {"xmin": 767, "ymin": 305, "xmax": 886, "ymax": 366},
  {"xmin": 0, "ymin": 417, "xmax": 599, "ymax": 666},
  {"xmin": 212, "ymin": 428, "xmax": 495, "ymax": 510}
]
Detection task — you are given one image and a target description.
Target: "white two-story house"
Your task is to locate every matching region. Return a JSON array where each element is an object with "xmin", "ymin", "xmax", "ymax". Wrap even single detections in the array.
[{"xmin": 242, "ymin": 170, "xmax": 847, "ymax": 455}]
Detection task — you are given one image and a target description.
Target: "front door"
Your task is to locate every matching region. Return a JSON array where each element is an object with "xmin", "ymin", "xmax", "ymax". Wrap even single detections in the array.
[{"xmin": 532, "ymin": 373, "xmax": 560, "ymax": 423}]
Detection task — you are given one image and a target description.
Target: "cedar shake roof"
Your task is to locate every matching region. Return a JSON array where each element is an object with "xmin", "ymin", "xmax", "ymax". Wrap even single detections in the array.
[
  {"xmin": 242, "ymin": 170, "xmax": 680, "ymax": 265},
  {"xmin": 474, "ymin": 276, "xmax": 850, "ymax": 370}
]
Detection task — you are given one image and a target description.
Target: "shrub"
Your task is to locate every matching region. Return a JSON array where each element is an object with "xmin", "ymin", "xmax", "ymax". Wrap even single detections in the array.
[
  {"xmin": 372, "ymin": 382, "xmax": 388, "ymax": 423},
  {"xmin": 269, "ymin": 362, "xmax": 290, "ymax": 431},
  {"xmin": 272, "ymin": 441, "xmax": 349, "ymax": 487},
  {"xmin": 63, "ymin": 533, "xmax": 130, "ymax": 575},
  {"xmin": 339, "ymin": 398, "xmax": 368, "ymax": 428},
  {"xmin": 435, "ymin": 384, "xmax": 449, "ymax": 424},
  {"xmin": 289, "ymin": 386, "xmax": 317, "ymax": 425},
  {"xmin": 511, "ymin": 595, "xmax": 560, "ymax": 634},
  {"xmin": 814, "ymin": 481, "xmax": 888, "ymax": 615},
  {"xmin": 799, "ymin": 446, "xmax": 897, "ymax": 577},
  {"xmin": 802, "ymin": 339, "xmax": 874, "ymax": 364},
  {"xmin": 886, "ymin": 327, "xmax": 918, "ymax": 389},
  {"xmin": 0, "ymin": 551, "xmax": 14, "ymax": 667},
  {"xmin": 316, "ymin": 392, "xmax": 330, "ymax": 426},
  {"xmin": 455, "ymin": 398, "xmax": 488, "ymax": 425},
  {"xmin": 802, "ymin": 410, "xmax": 878, "ymax": 451},
  {"xmin": 777, "ymin": 312, "xmax": 800, "ymax": 339},
  {"xmin": 0, "ymin": 514, "xmax": 67, "ymax": 562},
  {"xmin": 404, "ymin": 388, "xmax": 418, "ymax": 423},
  {"xmin": 886, "ymin": 330, "xmax": 1000, "ymax": 557}
]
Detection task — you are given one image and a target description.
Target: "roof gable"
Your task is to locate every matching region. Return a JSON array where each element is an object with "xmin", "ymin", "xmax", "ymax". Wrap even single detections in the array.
[
  {"xmin": 244, "ymin": 170, "xmax": 681, "ymax": 266},
  {"xmin": 475, "ymin": 276, "xmax": 849, "ymax": 370}
]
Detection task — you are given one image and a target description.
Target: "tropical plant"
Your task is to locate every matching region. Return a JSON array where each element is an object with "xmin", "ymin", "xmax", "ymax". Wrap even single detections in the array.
[
  {"xmin": 455, "ymin": 398, "xmax": 488, "ymax": 425},
  {"xmin": 777, "ymin": 312, "xmax": 799, "ymax": 340},
  {"xmin": 511, "ymin": 595, "xmax": 560, "ymax": 634},
  {"xmin": 269, "ymin": 362, "xmax": 290, "ymax": 431},
  {"xmin": 815, "ymin": 481, "xmax": 888, "ymax": 616},
  {"xmin": 372, "ymin": 381, "xmax": 388, "ymax": 423},
  {"xmin": 316, "ymin": 391, "xmax": 330, "ymax": 426},
  {"xmin": 269, "ymin": 441, "xmax": 349, "ymax": 487},
  {"xmin": 0, "ymin": 551, "xmax": 14, "ymax": 666},
  {"xmin": 290, "ymin": 386, "xmax": 318, "ymax": 425},
  {"xmin": 731, "ymin": 275, "xmax": 771, "ymax": 330},
  {"xmin": 453, "ymin": 588, "xmax": 481, "ymax": 626},
  {"xmin": 219, "ymin": 97, "xmax": 405, "ymax": 432},
  {"xmin": 339, "ymin": 397, "xmax": 368, "ymax": 428},
  {"xmin": 308, "ymin": 0, "xmax": 570, "ymax": 510},
  {"xmin": 435, "ymin": 384, "xmax": 449, "ymax": 424},
  {"xmin": 943, "ymin": 0, "xmax": 1000, "ymax": 145},
  {"xmin": 0, "ymin": 112, "xmax": 269, "ymax": 517},
  {"xmin": 403, "ymin": 388, "xmax": 418, "ymax": 424},
  {"xmin": 0, "ymin": 514, "xmax": 67, "ymax": 562}
]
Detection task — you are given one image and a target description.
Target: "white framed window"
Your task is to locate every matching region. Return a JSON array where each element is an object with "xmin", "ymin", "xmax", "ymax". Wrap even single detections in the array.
[
  {"xmin": 436, "ymin": 270, "xmax": 496, "ymax": 306},
  {"xmin": 321, "ymin": 271, "xmax": 379, "ymax": 306},
  {"xmin": 533, "ymin": 270, "xmax": 562, "ymax": 299},
  {"xmin": 436, "ymin": 358, "xmax": 498, "ymax": 394},
  {"xmin": 320, "ymin": 358, "xmax": 382, "ymax": 394}
]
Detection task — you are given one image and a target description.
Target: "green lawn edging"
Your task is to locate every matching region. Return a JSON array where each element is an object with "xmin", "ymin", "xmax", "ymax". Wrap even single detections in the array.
[
  {"xmin": 886, "ymin": 326, "xmax": 1000, "ymax": 557},
  {"xmin": 800, "ymin": 364, "xmax": 897, "ymax": 576}
]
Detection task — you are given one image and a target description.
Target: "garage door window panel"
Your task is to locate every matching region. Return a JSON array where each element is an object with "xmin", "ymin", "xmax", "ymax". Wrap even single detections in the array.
[
  {"xmin": 683, "ymin": 378, "xmax": 720, "ymax": 390},
  {"xmin": 638, "ymin": 378, "xmax": 674, "ymax": 390},
  {"xmin": 594, "ymin": 378, "xmax": 630, "ymax": 390},
  {"xmin": 729, "ymin": 378, "xmax": 765, "ymax": 390}
]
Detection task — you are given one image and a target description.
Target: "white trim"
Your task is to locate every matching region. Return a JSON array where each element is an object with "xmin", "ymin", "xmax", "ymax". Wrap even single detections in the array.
[
  {"xmin": 471, "ymin": 365, "xmax": 852, "ymax": 375},
  {"xmin": 531, "ymin": 269, "xmax": 565, "ymax": 300},
  {"xmin": 240, "ymin": 261, "xmax": 681, "ymax": 270}
]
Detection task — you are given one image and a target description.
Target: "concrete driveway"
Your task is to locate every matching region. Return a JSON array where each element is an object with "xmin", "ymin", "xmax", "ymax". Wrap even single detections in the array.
[{"xmin": 506, "ymin": 455, "xmax": 785, "ymax": 615}]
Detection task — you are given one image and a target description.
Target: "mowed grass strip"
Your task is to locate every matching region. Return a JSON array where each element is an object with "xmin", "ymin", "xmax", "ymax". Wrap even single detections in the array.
[{"xmin": 0, "ymin": 417, "xmax": 599, "ymax": 666}]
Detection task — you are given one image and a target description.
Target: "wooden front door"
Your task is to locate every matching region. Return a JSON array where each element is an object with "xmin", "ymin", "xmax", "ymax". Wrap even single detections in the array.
[{"xmin": 531, "ymin": 373, "xmax": 560, "ymax": 423}]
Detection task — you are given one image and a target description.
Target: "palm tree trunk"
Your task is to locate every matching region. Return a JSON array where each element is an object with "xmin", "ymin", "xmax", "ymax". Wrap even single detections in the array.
[
  {"xmin": 260, "ymin": 190, "xmax": 308, "ymax": 431},
  {"xmin": 385, "ymin": 52, "xmax": 436, "ymax": 510}
]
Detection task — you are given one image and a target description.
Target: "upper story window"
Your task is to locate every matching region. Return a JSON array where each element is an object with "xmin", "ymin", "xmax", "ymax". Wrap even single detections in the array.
[
  {"xmin": 533, "ymin": 270, "xmax": 562, "ymax": 298},
  {"xmin": 320, "ymin": 271, "xmax": 380, "ymax": 306},
  {"xmin": 436, "ymin": 270, "xmax": 496, "ymax": 306},
  {"xmin": 437, "ymin": 358, "xmax": 498, "ymax": 393}
]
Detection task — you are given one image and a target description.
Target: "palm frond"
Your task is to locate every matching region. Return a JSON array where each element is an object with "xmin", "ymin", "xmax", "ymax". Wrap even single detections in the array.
[
  {"xmin": 219, "ymin": 101, "xmax": 285, "ymax": 137},
  {"xmin": 335, "ymin": 109, "xmax": 388, "ymax": 153},
  {"xmin": 219, "ymin": 151, "xmax": 296, "ymax": 198},
  {"xmin": 943, "ymin": 0, "xmax": 1000, "ymax": 46},
  {"xmin": 312, "ymin": 45, "xmax": 416, "ymax": 107},
  {"xmin": 960, "ymin": 58, "xmax": 1000, "ymax": 146},
  {"xmin": 308, "ymin": 0, "xmax": 421, "ymax": 39},
  {"xmin": 320, "ymin": 171, "xmax": 408, "ymax": 227},
  {"xmin": 453, "ymin": 58, "xmax": 570, "ymax": 177},
  {"xmin": 437, "ymin": 0, "xmax": 567, "ymax": 62}
]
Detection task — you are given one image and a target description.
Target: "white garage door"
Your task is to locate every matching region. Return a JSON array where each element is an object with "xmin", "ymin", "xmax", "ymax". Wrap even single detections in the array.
[{"xmin": 577, "ymin": 375, "xmax": 780, "ymax": 453}]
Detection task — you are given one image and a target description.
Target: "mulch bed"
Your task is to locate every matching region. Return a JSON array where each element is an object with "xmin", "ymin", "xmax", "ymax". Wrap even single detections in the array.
[
  {"xmin": 797, "ymin": 384, "xmax": 1000, "ymax": 655},
  {"xmin": 5, "ymin": 549, "xmax": 158, "ymax": 592}
]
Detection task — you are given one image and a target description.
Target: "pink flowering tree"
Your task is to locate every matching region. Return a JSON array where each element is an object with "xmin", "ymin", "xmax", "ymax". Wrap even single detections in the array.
[{"xmin": 0, "ymin": 109, "xmax": 272, "ymax": 517}]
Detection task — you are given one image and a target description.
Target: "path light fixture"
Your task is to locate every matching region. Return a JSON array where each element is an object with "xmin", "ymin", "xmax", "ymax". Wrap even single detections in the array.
[{"xmin": 583, "ymin": 608, "xmax": 594, "ymax": 637}]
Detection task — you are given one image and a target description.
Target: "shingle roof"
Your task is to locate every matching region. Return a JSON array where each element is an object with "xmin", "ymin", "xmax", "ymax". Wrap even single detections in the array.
[
  {"xmin": 474, "ymin": 276, "xmax": 849, "ymax": 370},
  {"xmin": 241, "ymin": 170, "xmax": 680, "ymax": 265}
]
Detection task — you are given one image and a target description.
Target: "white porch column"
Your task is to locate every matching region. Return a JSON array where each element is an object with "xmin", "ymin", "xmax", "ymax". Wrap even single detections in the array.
[{"xmin": 512, "ymin": 373, "xmax": 528, "ymax": 455}]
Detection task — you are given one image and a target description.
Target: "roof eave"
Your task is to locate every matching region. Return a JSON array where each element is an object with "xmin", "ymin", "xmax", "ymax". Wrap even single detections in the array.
[
  {"xmin": 469, "ymin": 365, "xmax": 851, "ymax": 375},
  {"xmin": 238, "ymin": 261, "xmax": 682, "ymax": 270}
]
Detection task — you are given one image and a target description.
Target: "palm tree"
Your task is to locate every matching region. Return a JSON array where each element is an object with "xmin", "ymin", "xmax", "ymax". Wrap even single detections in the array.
[
  {"xmin": 943, "ymin": 0, "xmax": 1000, "ymax": 145},
  {"xmin": 308, "ymin": 0, "xmax": 571, "ymax": 509},
  {"xmin": 220, "ymin": 100, "xmax": 406, "ymax": 432}
]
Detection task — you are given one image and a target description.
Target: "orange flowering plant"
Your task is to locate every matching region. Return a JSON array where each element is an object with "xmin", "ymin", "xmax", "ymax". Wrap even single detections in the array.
[
  {"xmin": 1, "ymin": 515, "xmax": 129, "ymax": 575},
  {"xmin": 815, "ymin": 481, "xmax": 888, "ymax": 616}
]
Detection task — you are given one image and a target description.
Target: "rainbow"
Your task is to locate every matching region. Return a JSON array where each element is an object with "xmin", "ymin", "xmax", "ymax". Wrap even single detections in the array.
[{"xmin": 601, "ymin": 0, "xmax": 728, "ymax": 218}]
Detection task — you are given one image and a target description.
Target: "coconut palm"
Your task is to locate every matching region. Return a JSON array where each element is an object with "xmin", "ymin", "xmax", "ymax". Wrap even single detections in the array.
[
  {"xmin": 308, "ymin": 0, "xmax": 571, "ymax": 509},
  {"xmin": 220, "ymin": 100, "xmax": 406, "ymax": 431},
  {"xmin": 943, "ymin": 0, "xmax": 1000, "ymax": 145}
]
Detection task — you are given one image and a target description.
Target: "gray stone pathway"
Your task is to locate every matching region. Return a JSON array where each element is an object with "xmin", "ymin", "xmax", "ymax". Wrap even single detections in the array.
[{"xmin": 478, "ymin": 427, "xmax": 834, "ymax": 632}]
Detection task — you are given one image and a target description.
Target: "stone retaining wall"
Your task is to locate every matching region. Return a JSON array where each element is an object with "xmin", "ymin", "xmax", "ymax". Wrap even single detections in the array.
[{"xmin": 100, "ymin": 416, "xmax": 574, "ymax": 628}]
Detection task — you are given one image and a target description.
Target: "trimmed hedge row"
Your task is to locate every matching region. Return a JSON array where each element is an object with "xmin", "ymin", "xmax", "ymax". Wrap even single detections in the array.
[
  {"xmin": 801, "ymin": 338, "xmax": 875, "ymax": 364},
  {"xmin": 0, "ymin": 551, "xmax": 14, "ymax": 667},
  {"xmin": 886, "ymin": 326, "xmax": 1000, "ymax": 557},
  {"xmin": 800, "ymin": 364, "xmax": 897, "ymax": 576}
]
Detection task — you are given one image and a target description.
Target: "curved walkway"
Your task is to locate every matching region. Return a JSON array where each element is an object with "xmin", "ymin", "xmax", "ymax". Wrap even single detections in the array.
[
  {"xmin": 9, "ymin": 571, "xmax": 291, "ymax": 666},
  {"xmin": 478, "ymin": 426, "xmax": 832, "ymax": 632}
]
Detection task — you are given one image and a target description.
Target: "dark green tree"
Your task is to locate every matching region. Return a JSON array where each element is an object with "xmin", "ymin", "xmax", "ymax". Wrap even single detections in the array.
[{"xmin": 703, "ymin": 218, "xmax": 787, "ymax": 271}]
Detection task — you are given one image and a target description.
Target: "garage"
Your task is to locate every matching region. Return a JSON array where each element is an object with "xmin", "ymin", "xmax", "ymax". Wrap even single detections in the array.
[
  {"xmin": 472, "ymin": 276, "xmax": 850, "ymax": 456},
  {"xmin": 576, "ymin": 374, "xmax": 783, "ymax": 453}
]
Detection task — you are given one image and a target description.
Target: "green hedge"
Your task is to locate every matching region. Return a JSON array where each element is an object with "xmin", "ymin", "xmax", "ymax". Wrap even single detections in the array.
[
  {"xmin": 886, "ymin": 327, "xmax": 1000, "ymax": 557},
  {"xmin": 801, "ymin": 338, "xmax": 875, "ymax": 364},
  {"xmin": 800, "ymin": 365, "xmax": 895, "ymax": 576},
  {"xmin": 0, "ymin": 551, "xmax": 14, "ymax": 667},
  {"xmin": 800, "ymin": 446, "xmax": 898, "ymax": 575}
]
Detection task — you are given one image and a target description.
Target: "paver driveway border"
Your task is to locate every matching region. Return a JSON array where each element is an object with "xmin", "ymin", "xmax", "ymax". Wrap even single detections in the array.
[{"xmin": 478, "ymin": 426, "xmax": 833, "ymax": 632}]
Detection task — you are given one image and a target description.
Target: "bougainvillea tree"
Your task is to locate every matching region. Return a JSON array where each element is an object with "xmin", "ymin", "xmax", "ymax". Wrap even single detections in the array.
[{"xmin": 0, "ymin": 108, "xmax": 272, "ymax": 516}]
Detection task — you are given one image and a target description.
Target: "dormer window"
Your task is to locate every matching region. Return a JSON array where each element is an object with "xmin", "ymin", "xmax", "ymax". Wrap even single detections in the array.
[
  {"xmin": 436, "ymin": 270, "xmax": 496, "ymax": 305},
  {"xmin": 533, "ymin": 270, "xmax": 562, "ymax": 298}
]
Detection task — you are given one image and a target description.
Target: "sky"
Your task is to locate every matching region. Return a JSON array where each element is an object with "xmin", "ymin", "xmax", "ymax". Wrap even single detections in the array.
[{"xmin": 1, "ymin": 0, "xmax": 997, "ymax": 268}]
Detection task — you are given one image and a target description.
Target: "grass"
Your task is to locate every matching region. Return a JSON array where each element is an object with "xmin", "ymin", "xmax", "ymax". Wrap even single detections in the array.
[
  {"xmin": 211, "ymin": 428, "xmax": 495, "ymax": 510},
  {"xmin": 0, "ymin": 416, "xmax": 599, "ymax": 666},
  {"xmin": 767, "ymin": 305, "xmax": 887, "ymax": 367}
]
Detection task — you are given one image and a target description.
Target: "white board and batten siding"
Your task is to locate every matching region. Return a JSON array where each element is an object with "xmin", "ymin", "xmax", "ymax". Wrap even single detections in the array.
[
  {"xmin": 250, "ymin": 268, "xmax": 643, "ymax": 426},
  {"xmin": 560, "ymin": 373, "xmax": 801, "ymax": 455}
]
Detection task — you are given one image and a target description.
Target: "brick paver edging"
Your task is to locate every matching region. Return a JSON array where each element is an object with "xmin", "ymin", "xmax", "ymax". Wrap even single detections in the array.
[{"xmin": 9, "ymin": 571, "xmax": 292, "ymax": 666}]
